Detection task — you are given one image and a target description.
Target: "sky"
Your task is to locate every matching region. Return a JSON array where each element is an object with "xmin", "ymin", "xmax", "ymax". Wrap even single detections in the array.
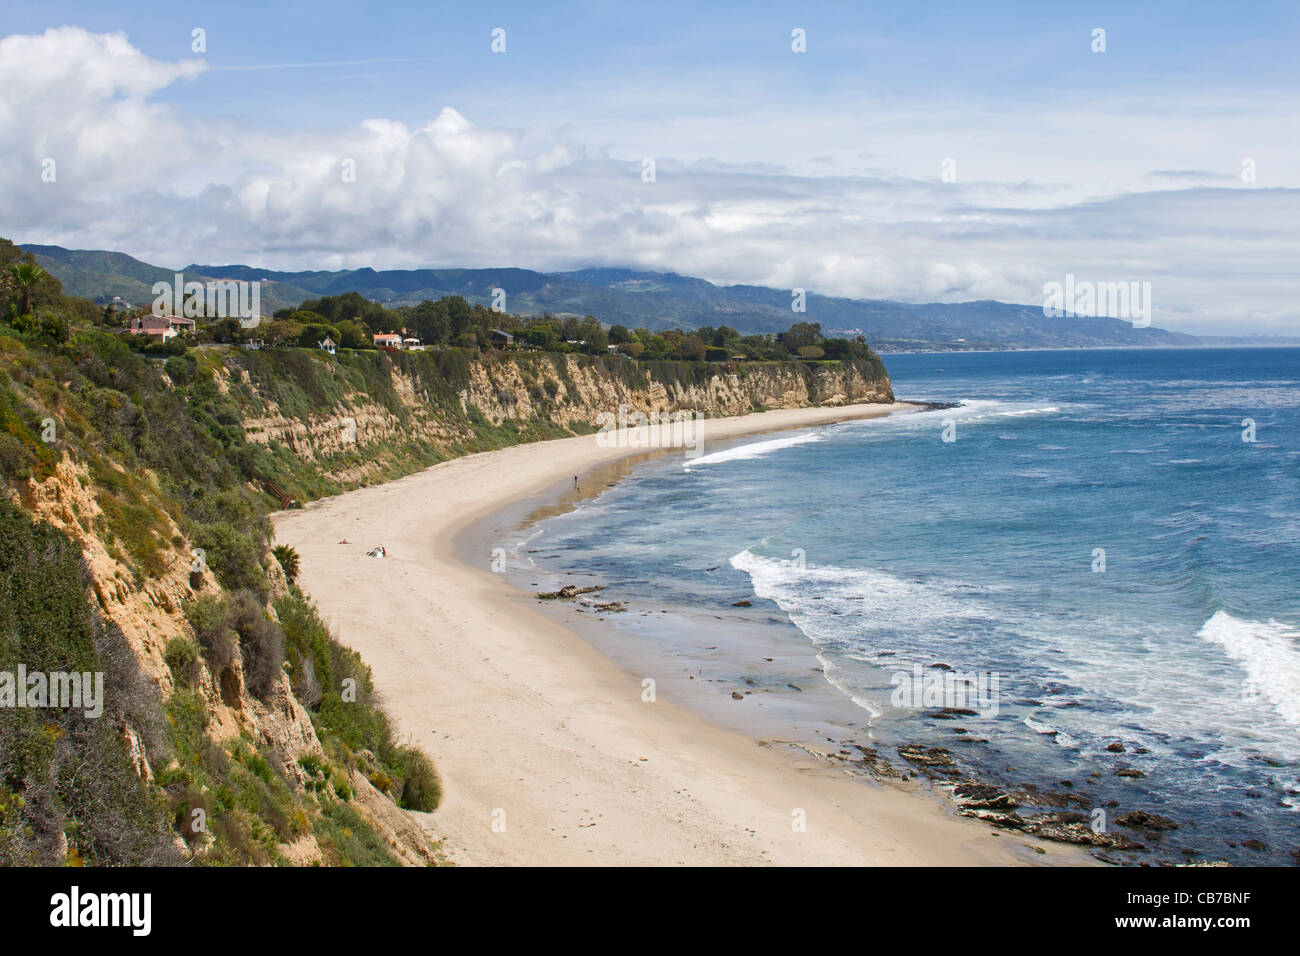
[{"xmin": 2, "ymin": 1, "xmax": 1297, "ymax": 334}]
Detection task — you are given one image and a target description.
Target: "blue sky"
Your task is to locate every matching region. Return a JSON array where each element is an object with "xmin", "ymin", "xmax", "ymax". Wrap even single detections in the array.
[
  {"xmin": 2, "ymin": 2, "xmax": 1296, "ymax": 333},
  {"xmin": 15, "ymin": 2, "xmax": 1296, "ymax": 133}
]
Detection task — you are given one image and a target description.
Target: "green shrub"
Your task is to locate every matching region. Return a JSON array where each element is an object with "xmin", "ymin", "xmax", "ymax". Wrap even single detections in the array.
[
  {"xmin": 163, "ymin": 354, "xmax": 196, "ymax": 384},
  {"xmin": 191, "ymin": 519, "xmax": 265, "ymax": 595},
  {"xmin": 395, "ymin": 745, "xmax": 442, "ymax": 812},
  {"xmin": 275, "ymin": 587, "xmax": 331, "ymax": 708},
  {"xmin": 185, "ymin": 594, "xmax": 236, "ymax": 672},
  {"xmin": 184, "ymin": 591, "xmax": 284, "ymax": 700},
  {"xmin": 165, "ymin": 688, "xmax": 210, "ymax": 745},
  {"xmin": 225, "ymin": 591, "xmax": 284, "ymax": 701},
  {"xmin": 164, "ymin": 636, "xmax": 201, "ymax": 687},
  {"xmin": 314, "ymin": 801, "xmax": 397, "ymax": 867}
]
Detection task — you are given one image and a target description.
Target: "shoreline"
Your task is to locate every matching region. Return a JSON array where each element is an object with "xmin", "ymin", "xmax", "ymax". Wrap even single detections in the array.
[{"xmin": 274, "ymin": 402, "xmax": 1088, "ymax": 865}]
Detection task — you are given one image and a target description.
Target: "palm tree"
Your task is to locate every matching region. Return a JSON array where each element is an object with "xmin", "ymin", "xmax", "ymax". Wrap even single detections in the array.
[
  {"xmin": 272, "ymin": 544, "xmax": 301, "ymax": 584},
  {"xmin": 10, "ymin": 262, "xmax": 46, "ymax": 316}
]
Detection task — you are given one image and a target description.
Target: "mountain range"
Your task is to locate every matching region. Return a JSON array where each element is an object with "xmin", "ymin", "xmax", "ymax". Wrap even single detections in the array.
[{"xmin": 23, "ymin": 243, "xmax": 1213, "ymax": 351}]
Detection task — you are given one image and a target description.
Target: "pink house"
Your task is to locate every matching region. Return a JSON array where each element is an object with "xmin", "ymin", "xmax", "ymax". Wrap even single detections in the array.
[
  {"xmin": 129, "ymin": 315, "xmax": 196, "ymax": 342},
  {"xmin": 373, "ymin": 333, "xmax": 403, "ymax": 350}
]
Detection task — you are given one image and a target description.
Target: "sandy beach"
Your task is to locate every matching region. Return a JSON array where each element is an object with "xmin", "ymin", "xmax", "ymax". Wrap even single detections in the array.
[{"xmin": 273, "ymin": 403, "xmax": 1081, "ymax": 865}]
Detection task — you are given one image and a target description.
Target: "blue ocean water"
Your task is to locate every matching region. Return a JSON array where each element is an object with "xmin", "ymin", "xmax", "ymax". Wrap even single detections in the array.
[{"xmin": 512, "ymin": 347, "xmax": 1300, "ymax": 864}]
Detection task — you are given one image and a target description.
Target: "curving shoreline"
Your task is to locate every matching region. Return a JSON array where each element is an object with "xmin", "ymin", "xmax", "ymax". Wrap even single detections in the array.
[{"xmin": 273, "ymin": 402, "xmax": 1090, "ymax": 865}]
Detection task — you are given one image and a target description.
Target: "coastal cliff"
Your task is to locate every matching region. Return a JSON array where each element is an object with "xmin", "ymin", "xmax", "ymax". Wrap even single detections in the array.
[
  {"xmin": 235, "ymin": 349, "xmax": 893, "ymax": 489},
  {"xmin": 0, "ymin": 332, "xmax": 891, "ymax": 865},
  {"xmin": 4, "ymin": 454, "xmax": 444, "ymax": 866}
]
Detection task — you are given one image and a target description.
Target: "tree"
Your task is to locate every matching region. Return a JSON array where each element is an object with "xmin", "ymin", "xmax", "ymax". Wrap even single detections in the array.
[
  {"xmin": 577, "ymin": 316, "xmax": 608, "ymax": 353},
  {"xmin": 262, "ymin": 318, "xmax": 304, "ymax": 347},
  {"xmin": 519, "ymin": 327, "xmax": 560, "ymax": 350},
  {"xmin": 779, "ymin": 321, "xmax": 822, "ymax": 352},
  {"xmin": 297, "ymin": 323, "xmax": 340, "ymax": 349},
  {"xmin": 408, "ymin": 299, "xmax": 450, "ymax": 345},
  {"xmin": 10, "ymin": 263, "xmax": 46, "ymax": 316},
  {"xmin": 634, "ymin": 329, "xmax": 673, "ymax": 360},
  {"xmin": 608, "ymin": 324, "xmax": 632, "ymax": 345},
  {"xmin": 206, "ymin": 317, "xmax": 246, "ymax": 344},
  {"xmin": 821, "ymin": 338, "xmax": 851, "ymax": 360},
  {"xmin": 287, "ymin": 292, "xmax": 400, "ymax": 334},
  {"xmin": 334, "ymin": 319, "xmax": 370, "ymax": 350},
  {"xmin": 680, "ymin": 334, "xmax": 707, "ymax": 362},
  {"xmin": 445, "ymin": 296, "xmax": 474, "ymax": 339},
  {"xmin": 272, "ymin": 545, "xmax": 300, "ymax": 584}
]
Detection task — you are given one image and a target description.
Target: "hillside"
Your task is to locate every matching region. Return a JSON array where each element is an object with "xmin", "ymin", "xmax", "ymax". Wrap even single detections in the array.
[
  {"xmin": 0, "ymin": 240, "xmax": 892, "ymax": 865},
  {"xmin": 25, "ymin": 244, "xmax": 1199, "ymax": 350},
  {"xmin": 22, "ymin": 245, "xmax": 317, "ymax": 316}
]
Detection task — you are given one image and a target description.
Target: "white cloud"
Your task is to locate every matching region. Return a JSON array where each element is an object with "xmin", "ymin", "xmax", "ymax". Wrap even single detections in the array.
[{"xmin": 1, "ymin": 27, "xmax": 1295, "ymax": 335}]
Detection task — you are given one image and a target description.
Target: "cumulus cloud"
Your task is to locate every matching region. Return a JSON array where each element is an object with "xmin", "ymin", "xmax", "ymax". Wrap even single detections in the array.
[{"xmin": 1, "ymin": 27, "xmax": 1294, "ymax": 335}]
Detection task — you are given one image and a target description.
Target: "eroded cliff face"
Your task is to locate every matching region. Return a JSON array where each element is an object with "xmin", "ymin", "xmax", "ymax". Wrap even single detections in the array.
[
  {"xmin": 239, "ymin": 353, "xmax": 893, "ymax": 483},
  {"xmin": 462, "ymin": 354, "xmax": 893, "ymax": 425},
  {"xmin": 10, "ymin": 457, "xmax": 441, "ymax": 866}
]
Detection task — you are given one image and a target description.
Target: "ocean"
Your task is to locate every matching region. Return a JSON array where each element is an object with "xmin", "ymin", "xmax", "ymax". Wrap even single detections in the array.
[{"xmin": 506, "ymin": 347, "xmax": 1300, "ymax": 865}]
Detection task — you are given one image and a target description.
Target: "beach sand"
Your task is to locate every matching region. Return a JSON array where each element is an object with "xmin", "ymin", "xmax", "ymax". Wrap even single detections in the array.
[{"xmin": 273, "ymin": 402, "xmax": 1080, "ymax": 865}]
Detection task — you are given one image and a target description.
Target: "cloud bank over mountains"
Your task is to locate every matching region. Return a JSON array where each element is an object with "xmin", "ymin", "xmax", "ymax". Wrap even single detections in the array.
[{"xmin": 2, "ymin": 26, "xmax": 1294, "ymax": 335}]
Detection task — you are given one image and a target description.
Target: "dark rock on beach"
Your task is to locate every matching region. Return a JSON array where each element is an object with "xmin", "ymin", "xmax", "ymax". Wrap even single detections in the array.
[
  {"xmin": 1022, "ymin": 813, "xmax": 1146, "ymax": 850},
  {"xmin": 1116, "ymin": 810, "xmax": 1178, "ymax": 831},
  {"xmin": 897, "ymin": 745, "xmax": 957, "ymax": 771},
  {"xmin": 926, "ymin": 707, "xmax": 978, "ymax": 719},
  {"xmin": 536, "ymin": 584, "xmax": 605, "ymax": 600},
  {"xmin": 952, "ymin": 783, "xmax": 1020, "ymax": 811},
  {"xmin": 960, "ymin": 808, "xmax": 1026, "ymax": 829}
]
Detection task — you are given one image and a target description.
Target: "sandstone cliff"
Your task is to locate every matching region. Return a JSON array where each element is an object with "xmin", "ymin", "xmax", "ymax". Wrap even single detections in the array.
[
  {"xmin": 236, "ymin": 350, "xmax": 893, "ymax": 486},
  {"xmin": 2, "ymin": 335, "xmax": 891, "ymax": 866}
]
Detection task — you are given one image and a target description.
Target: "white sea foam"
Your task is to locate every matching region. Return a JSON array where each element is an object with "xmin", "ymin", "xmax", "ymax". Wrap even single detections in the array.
[
  {"xmin": 684, "ymin": 431, "xmax": 823, "ymax": 469},
  {"xmin": 1199, "ymin": 610, "xmax": 1300, "ymax": 727},
  {"xmin": 728, "ymin": 550, "xmax": 988, "ymax": 644},
  {"xmin": 816, "ymin": 650, "xmax": 883, "ymax": 721},
  {"xmin": 998, "ymin": 406, "xmax": 1061, "ymax": 417},
  {"xmin": 921, "ymin": 399, "xmax": 1062, "ymax": 423},
  {"xmin": 729, "ymin": 549, "xmax": 994, "ymax": 719},
  {"xmin": 1022, "ymin": 716, "xmax": 1079, "ymax": 749}
]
